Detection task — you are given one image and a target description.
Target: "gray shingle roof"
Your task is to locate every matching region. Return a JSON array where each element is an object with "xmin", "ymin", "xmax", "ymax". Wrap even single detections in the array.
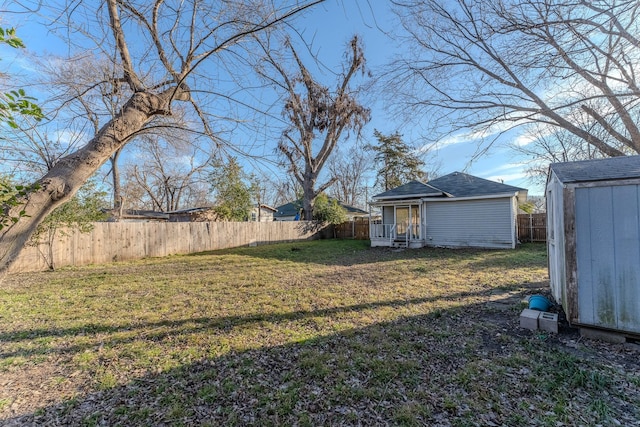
[
  {"xmin": 372, "ymin": 180, "xmax": 444, "ymax": 200},
  {"xmin": 550, "ymin": 155, "xmax": 640, "ymax": 183},
  {"xmin": 426, "ymin": 172, "xmax": 526, "ymax": 198},
  {"xmin": 274, "ymin": 201, "xmax": 302, "ymax": 217}
]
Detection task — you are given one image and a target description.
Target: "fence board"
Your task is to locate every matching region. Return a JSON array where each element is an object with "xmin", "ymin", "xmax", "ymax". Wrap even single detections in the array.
[
  {"xmin": 340, "ymin": 215, "xmax": 547, "ymax": 243},
  {"xmin": 334, "ymin": 218, "xmax": 370, "ymax": 240},
  {"xmin": 10, "ymin": 221, "xmax": 326, "ymax": 273},
  {"xmin": 517, "ymin": 213, "xmax": 547, "ymax": 243}
]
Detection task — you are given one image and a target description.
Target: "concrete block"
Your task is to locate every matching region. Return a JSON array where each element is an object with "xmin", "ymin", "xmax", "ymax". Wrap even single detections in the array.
[
  {"xmin": 538, "ymin": 312, "xmax": 558, "ymax": 333},
  {"xmin": 520, "ymin": 309, "xmax": 540, "ymax": 330}
]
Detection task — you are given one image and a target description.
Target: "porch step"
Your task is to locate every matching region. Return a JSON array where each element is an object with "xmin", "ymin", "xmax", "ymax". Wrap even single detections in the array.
[{"xmin": 392, "ymin": 240, "xmax": 408, "ymax": 248}]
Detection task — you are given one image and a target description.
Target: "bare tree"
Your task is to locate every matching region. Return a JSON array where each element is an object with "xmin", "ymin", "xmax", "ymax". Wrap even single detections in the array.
[
  {"xmin": 390, "ymin": 0, "xmax": 640, "ymax": 160},
  {"xmin": 512, "ymin": 121, "xmax": 610, "ymax": 186},
  {"xmin": 0, "ymin": 0, "xmax": 322, "ymax": 275},
  {"xmin": 257, "ymin": 35, "xmax": 371, "ymax": 220},
  {"xmin": 124, "ymin": 134, "xmax": 212, "ymax": 212},
  {"xmin": 36, "ymin": 56, "xmax": 134, "ymax": 209},
  {"xmin": 259, "ymin": 173, "xmax": 302, "ymax": 208},
  {"xmin": 327, "ymin": 145, "xmax": 371, "ymax": 209},
  {"xmin": 0, "ymin": 119, "xmax": 85, "ymax": 177},
  {"xmin": 2, "ymin": 55, "xmax": 149, "ymax": 213}
]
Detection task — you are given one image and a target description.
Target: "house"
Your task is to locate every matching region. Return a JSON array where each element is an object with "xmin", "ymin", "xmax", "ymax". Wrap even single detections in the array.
[
  {"xmin": 369, "ymin": 172, "xmax": 527, "ymax": 249},
  {"xmin": 167, "ymin": 207, "xmax": 218, "ymax": 222},
  {"xmin": 274, "ymin": 199, "xmax": 368, "ymax": 221},
  {"xmin": 108, "ymin": 209, "xmax": 171, "ymax": 222},
  {"xmin": 340, "ymin": 203, "xmax": 369, "ymax": 220},
  {"xmin": 273, "ymin": 201, "xmax": 303, "ymax": 221},
  {"xmin": 546, "ymin": 155, "xmax": 640, "ymax": 337},
  {"xmin": 249, "ymin": 204, "xmax": 277, "ymax": 222}
]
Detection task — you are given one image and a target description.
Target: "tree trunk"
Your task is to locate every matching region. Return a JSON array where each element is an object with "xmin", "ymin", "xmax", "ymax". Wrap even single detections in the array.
[
  {"xmin": 301, "ymin": 171, "xmax": 317, "ymax": 221},
  {"xmin": 0, "ymin": 87, "xmax": 188, "ymax": 278},
  {"xmin": 110, "ymin": 148, "xmax": 123, "ymax": 212}
]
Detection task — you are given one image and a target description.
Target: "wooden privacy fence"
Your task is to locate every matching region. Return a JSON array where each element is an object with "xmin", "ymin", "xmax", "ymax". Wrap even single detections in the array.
[
  {"xmin": 11, "ymin": 221, "xmax": 327, "ymax": 273},
  {"xmin": 336, "ymin": 216, "xmax": 548, "ymax": 244},
  {"xmin": 334, "ymin": 218, "xmax": 370, "ymax": 240},
  {"xmin": 517, "ymin": 213, "xmax": 547, "ymax": 243}
]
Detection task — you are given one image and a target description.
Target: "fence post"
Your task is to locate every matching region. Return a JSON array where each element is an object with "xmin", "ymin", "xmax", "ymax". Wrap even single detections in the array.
[{"xmin": 529, "ymin": 214, "xmax": 533, "ymax": 243}]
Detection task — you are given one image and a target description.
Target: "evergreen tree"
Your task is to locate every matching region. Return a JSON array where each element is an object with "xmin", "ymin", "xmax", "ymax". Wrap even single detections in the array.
[
  {"xmin": 369, "ymin": 130, "xmax": 427, "ymax": 191},
  {"xmin": 209, "ymin": 157, "xmax": 255, "ymax": 221},
  {"xmin": 312, "ymin": 193, "xmax": 347, "ymax": 224}
]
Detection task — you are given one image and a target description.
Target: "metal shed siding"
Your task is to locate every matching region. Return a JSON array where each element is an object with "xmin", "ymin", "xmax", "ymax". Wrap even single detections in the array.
[
  {"xmin": 424, "ymin": 198, "xmax": 515, "ymax": 249},
  {"xmin": 574, "ymin": 185, "xmax": 640, "ymax": 334}
]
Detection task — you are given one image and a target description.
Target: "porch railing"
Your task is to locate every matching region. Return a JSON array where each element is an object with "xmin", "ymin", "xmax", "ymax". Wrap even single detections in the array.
[
  {"xmin": 370, "ymin": 223, "xmax": 396, "ymax": 242},
  {"xmin": 370, "ymin": 222, "xmax": 421, "ymax": 243}
]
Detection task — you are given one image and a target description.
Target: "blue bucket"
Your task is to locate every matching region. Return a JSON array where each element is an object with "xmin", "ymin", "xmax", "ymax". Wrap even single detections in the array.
[{"xmin": 529, "ymin": 295, "xmax": 551, "ymax": 311}]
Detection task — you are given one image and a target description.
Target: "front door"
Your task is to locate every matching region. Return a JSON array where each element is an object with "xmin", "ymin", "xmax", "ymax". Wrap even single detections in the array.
[{"xmin": 396, "ymin": 207, "xmax": 409, "ymax": 238}]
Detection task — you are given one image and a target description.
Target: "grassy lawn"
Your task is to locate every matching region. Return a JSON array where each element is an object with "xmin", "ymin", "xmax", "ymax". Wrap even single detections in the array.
[{"xmin": 1, "ymin": 240, "xmax": 639, "ymax": 426}]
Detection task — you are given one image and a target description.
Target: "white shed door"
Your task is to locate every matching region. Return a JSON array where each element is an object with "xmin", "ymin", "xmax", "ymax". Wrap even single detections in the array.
[{"xmin": 425, "ymin": 198, "xmax": 514, "ymax": 249}]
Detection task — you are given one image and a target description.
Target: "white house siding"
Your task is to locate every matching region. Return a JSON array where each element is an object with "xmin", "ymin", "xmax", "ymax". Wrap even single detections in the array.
[{"xmin": 424, "ymin": 197, "xmax": 516, "ymax": 249}]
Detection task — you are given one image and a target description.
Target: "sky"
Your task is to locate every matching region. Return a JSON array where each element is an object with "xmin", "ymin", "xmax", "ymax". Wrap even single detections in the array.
[
  {"xmin": 293, "ymin": 1, "xmax": 541, "ymax": 194},
  {"xmin": 1, "ymin": 0, "xmax": 545, "ymax": 197}
]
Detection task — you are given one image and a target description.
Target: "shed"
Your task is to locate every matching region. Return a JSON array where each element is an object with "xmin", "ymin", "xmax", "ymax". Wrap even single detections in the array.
[
  {"xmin": 547, "ymin": 156, "xmax": 640, "ymax": 336},
  {"xmin": 250, "ymin": 204, "xmax": 277, "ymax": 222}
]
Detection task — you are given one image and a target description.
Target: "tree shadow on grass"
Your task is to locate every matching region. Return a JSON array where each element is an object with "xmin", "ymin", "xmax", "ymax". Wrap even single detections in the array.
[
  {"xmin": 3, "ymin": 288, "xmax": 638, "ymax": 426},
  {"xmin": 0, "ymin": 285, "xmax": 529, "ymax": 360}
]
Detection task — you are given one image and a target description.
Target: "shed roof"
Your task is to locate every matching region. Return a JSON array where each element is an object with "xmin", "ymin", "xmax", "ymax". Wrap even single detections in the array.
[
  {"xmin": 550, "ymin": 155, "xmax": 640, "ymax": 183},
  {"xmin": 257, "ymin": 204, "xmax": 277, "ymax": 213}
]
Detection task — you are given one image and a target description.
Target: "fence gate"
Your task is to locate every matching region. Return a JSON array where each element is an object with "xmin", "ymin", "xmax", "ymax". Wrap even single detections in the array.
[{"xmin": 517, "ymin": 213, "xmax": 547, "ymax": 243}]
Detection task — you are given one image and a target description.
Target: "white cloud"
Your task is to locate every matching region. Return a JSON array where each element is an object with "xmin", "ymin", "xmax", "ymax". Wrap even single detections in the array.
[
  {"xmin": 485, "ymin": 172, "xmax": 528, "ymax": 183},
  {"xmin": 480, "ymin": 162, "xmax": 528, "ymax": 176},
  {"xmin": 420, "ymin": 116, "xmax": 532, "ymax": 153},
  {"xmin": 512, "ymin": 133, "xmax": 538, "ymax": 147}
]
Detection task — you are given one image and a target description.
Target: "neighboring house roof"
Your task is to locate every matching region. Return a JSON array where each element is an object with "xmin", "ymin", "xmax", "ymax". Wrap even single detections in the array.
[
  {"xmin": 342, "ymin": 203, "xmax": 368, "ymax": 216},
  {"xmin": 273, "ymin": 199, "xmax": 368, "ymax": 218},
  {"xmin": 426, "ymin": 172, "xmax": 526, "ymax": 198},
  {"xmin": 372, "ymin": 180, "xmax": 445, "ymax": 200},
  {"xmin": 372, "ymin": 172, "xmax": 526, "ymax": 202},
  {"xmin": 549, "ymin": 155, "xmax": 640, "ymax": 183},
  {"xmin": 274, "ymin": 201, "xmax": 302, "ymax": 218},
  {"xmin": 166, "ymin": 207, "xmax": 212, "ymax": 214},
  {"xmin": 107, "ymin": 206, "xmax": 225, "ymax": 222},
  {"xmin": 106, "ymin": 209, "xmax": 170, "ymax": 221}
]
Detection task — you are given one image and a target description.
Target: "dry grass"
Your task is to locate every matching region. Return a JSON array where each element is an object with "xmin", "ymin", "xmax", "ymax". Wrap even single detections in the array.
[{"xmin": 0, "ymin": 240, "xmax": 638, "ymax": 426}]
